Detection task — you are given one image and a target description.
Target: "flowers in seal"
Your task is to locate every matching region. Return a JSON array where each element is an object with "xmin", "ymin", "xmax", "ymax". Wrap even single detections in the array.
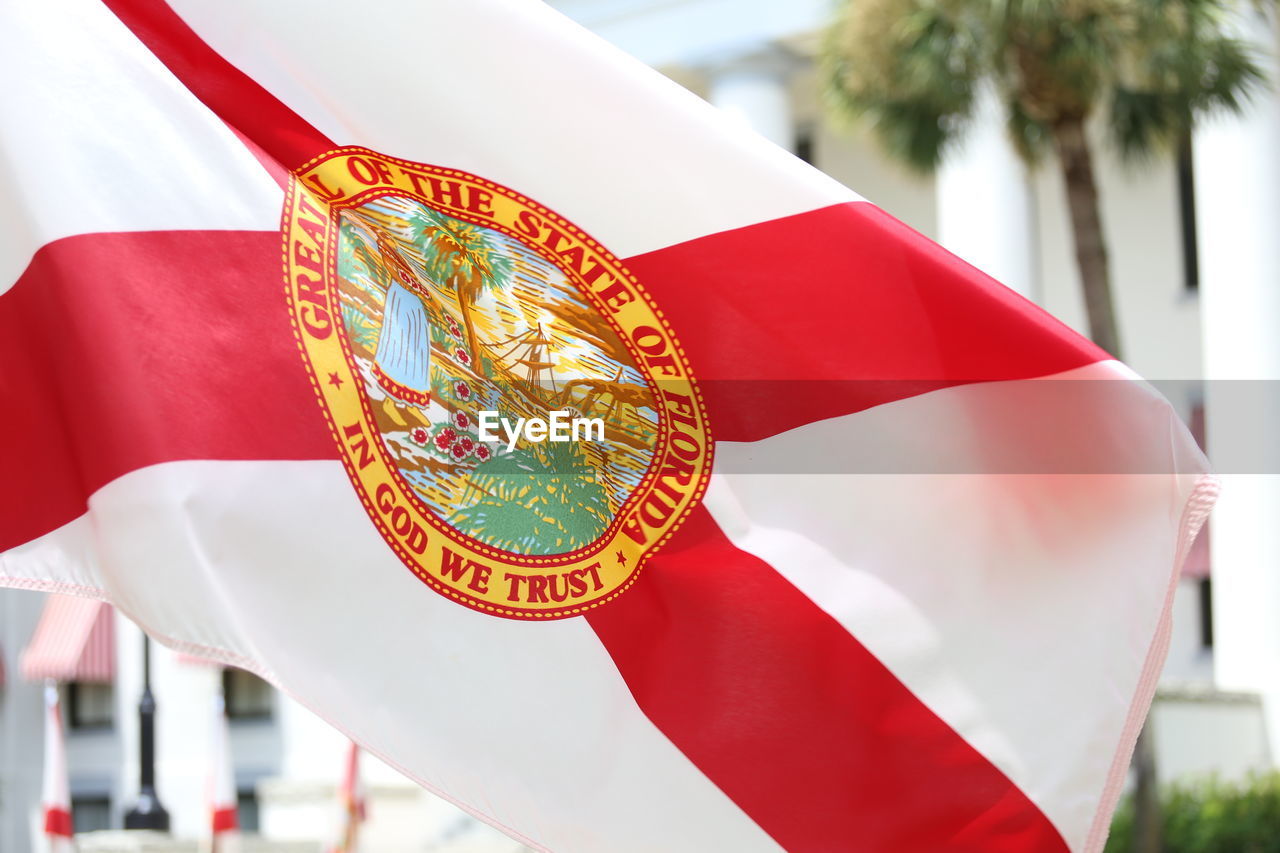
[{"xmin": 434, "ymin": 427, "xmax": 458, "ymax": 452}]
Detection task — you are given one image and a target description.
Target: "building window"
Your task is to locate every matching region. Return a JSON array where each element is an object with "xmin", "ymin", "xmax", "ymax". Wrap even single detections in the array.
[
  {"xmin": 237, "ymin": 789, "xmax": 260, "ymax": 833},
  {"xmin": 65, "ymin": 682, "xmax": 114, "ymax": 730},
  {"xmin": 1176, "ymin": 133, "xmax": 1199, "ymax": 292},
  {"xmin": 1199, "ymin": 577, "xmax": 1214, "ymax": 649},
  {"xmin": 71, "ymin": 795, "xmax": 112, "ymax": 833},
  {"xmin": 794, "ymin": 127, "xmax": 815, "ymax": 165},
  {"xmin": 223, "ymin": 667, "xmax": 273, "ymax": 720}
]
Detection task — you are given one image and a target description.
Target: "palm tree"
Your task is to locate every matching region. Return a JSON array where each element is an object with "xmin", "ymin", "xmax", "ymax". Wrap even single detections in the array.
[
  {"xmin": 407, "ymin": 207, "xmax": 513, "ymax": 366},
  {"xmin": 821, "ymin": 0, "xmax": 1270, "ymax": 358}
]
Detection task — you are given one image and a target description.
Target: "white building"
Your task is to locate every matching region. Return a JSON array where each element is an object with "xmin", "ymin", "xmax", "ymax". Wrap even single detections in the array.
[
  {"xmin": 3, "ymin": 1, "xmax": 1279, "ymax": 849},
  {"xmin": 0, "ymin": 592, "xmax": 529, "ymax": 852}
]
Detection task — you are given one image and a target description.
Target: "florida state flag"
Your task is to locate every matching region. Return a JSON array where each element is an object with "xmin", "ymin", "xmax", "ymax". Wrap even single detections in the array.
[{"xmin": 0, "ymin": 1, "xmax": 1214, "ymax": 851}]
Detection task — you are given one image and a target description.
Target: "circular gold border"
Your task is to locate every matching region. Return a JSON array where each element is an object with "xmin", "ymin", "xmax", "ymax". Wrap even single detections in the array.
[{"xmin": 283, "ymin": 148, "xmax": 713, "ymax": 619}]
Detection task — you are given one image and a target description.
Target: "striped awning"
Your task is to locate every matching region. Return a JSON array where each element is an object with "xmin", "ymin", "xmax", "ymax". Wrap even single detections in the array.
[{"xmin": 20, "ymin": 594, "xmax": 115, "ymax": 683}]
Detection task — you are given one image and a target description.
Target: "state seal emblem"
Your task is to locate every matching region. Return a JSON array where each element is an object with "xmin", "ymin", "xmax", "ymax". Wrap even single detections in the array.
[{"xmin": 283, "ymin": 148, "xmax": 712, "ymax": 619}]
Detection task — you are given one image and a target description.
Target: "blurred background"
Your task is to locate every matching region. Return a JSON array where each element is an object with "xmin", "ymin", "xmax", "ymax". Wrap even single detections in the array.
[{"xmin": 3, "ymin": 1, "xmax": 1278, "ymax": 850}]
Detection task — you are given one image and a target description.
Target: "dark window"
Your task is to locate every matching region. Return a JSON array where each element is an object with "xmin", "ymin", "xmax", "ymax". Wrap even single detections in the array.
[
  {"xmin": 1189, "ymin": 401, "xmax": 1207, "ymax": 452},
  {"xmin": 1189, "ymin": 399, "xmax": 1212, "ymax": 649},
  {"xmin": 1177, "ymin": 133, "xmax": 1199, "ymax": 292},
  {"xmin": 223, "ymin": 667, "xmax": 273, "ymax": 720},
  {"xmin": 65, "ymin": 682, "xmax": 114, "ymax": 730},
  {"xmin": 794, "ymin": 127, "xmax": 815, "ymax": 164},
  {"xmin": 1199, "ymin": 577, "xmax": 1214, "ymax": 649},
  {"xmin": 71, "ymin": 795, "xmax": 111, "ymax": 833},
  {"xmin": 237, "ymin": 789, "xmax": 260, "ymax": 833}
]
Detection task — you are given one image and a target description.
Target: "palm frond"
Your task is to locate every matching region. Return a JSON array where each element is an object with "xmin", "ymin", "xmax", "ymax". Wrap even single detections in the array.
[
  {"xmin": 1105, "ymin": 0, "xmax": 1268, "ymax": 160},
  {"xmin": 1006, "ymin": 96, "xmax": 1053, "ymax": 163},
  {"xmin": 821, "ymin": 0, "xmax": 1274, "ymax": 168},
  {"xmin": 821, "ymin": 0, "xmax": 985, "ymax": 171},
  {"xmin": 407, "ymin": 207, "xmax": 513, "ymax": 294}
]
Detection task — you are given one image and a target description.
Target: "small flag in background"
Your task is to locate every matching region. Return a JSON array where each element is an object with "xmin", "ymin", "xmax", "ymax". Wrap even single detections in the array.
[
  {"xmin": 208, "ymin": 692, "xmax": 240, "ymax": 853},
  {"xmin": 329, "ymin": 741, "xmax": 367, "ymax": 853},
  {"xmin": 42, "ymin": 682, "xmax": 75, "ymax": 853}
]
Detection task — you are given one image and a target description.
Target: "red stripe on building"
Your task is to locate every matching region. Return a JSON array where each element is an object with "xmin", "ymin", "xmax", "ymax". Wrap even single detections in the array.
[
  {"xmin": 626, "ymin": 201, "xmax": 1106, "ymax": 442},
  {"xmin": 101, "ymin": 0, "xmax": 334, "ymax": 173},
  {"xmin": 212, "ymin": 806, "xmax": 239, "ymax": 834},
  {"xmin": 44, "ymin": 807, "xmax": 73, "ymax": 838},
  {"xmin": 587, "ymin": 506, "xmax": 1069, "ymax": 852},
  {"xmin": 0, "ymin": 230, "xmax": 336, "ymax": 552}
]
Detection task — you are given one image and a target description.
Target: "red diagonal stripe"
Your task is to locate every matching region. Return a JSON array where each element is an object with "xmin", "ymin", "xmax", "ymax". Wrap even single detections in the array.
[
  {"xmin": 101, "ymin": 0, "xmax": 333, "ymax": 172},
  {"xmin": 627, "ymin": 201, "xmax": 1106, "ymax": 441},
  {"xmin": 0, "ymin": 204, "xmax": 1101, "ymax": 565},
  {"xmin": 588, "ymin": 506, "xmax": 1068, "ymax": 851},
  {"xmin": 0, "ymin": 230, "xmax": 335, "ymax": 553}
]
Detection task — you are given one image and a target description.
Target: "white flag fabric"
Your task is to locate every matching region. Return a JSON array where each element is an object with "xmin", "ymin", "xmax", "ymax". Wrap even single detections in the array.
[{"xmin": 0, "ymin": 1, "xmax": 1214, "ymax": 851}]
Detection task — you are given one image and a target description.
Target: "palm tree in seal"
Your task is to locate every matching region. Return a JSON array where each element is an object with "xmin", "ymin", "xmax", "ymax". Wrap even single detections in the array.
[
  {"xmin": 408, "ymin": 207, "xmax": 514, "ymax": 369},
  {"xmin": 821, "ymin": 0, "xmax": 1271, "ymax": 359}
]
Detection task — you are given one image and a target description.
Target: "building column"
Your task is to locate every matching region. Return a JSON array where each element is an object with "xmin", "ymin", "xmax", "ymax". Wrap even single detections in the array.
[
  {"xmin": 705, "ymin": 48, "xmax": 795, "ymax": 152},
  {"xmin": 1195, "ymin": 9, "xmax": 1280, "ymax": 747},
  {"xmin": 936, "ymin": 86, "xmax": 1037, "ymax": 299},
  {"xmin": 0, "ymin": 592, "xmax": 48, "ymax": 852}
]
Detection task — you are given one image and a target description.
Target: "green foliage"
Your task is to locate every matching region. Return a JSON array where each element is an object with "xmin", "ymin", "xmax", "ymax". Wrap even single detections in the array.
[
  {"xmin": 340, "ymin": 304, "xmax": 378, "ymax": 350},
  {"xmin": 823, "ymin": 0, "xmax": 987, "ymax": 170},
  {"xmin": 336, "ymin": 219, "xmax": 389, "ymax": 307},
  {"xmin": 821, "ymin": 0, "xmax": 1272, "ymax": 170},
  {"xmin": 451, "ymin": 440, "xmax": 610, "ymax": 554},
  {"xmin": 1106, "ymin": 773, "xmax": 1280, "ymax": 853}
]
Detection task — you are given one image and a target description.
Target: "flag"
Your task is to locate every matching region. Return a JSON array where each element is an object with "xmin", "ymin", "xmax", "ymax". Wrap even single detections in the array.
[
  {"xmin": 208, "ymin": 693, "xmax": 241, "ymax": 853},
  {"xmin": 42, "ymin": 683, "xmax": 76, "ymax": 853},
  {"xmin": 0, "ymin": 1, "xmax": 1214, "ymax": 851},
  {"xmin": 329, "ymin": 741, "xmax": 367, "ymax": 853}
]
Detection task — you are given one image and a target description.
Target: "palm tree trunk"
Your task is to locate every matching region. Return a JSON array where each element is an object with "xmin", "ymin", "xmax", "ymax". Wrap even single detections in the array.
[
  {"xmin": 461, "ymin": 302, "xmax": 480, "ymax": 364},
  {"xmin": 450, "ymin": 270, "xmax": 482, "ymax": 370},
  {"xmin": 1051, "ymin": 117, "xmax": 1123, "ymax": 359},
  {"xmin": 1132, "ymin": 722, "xmax": 1162, "ymax": 853}
]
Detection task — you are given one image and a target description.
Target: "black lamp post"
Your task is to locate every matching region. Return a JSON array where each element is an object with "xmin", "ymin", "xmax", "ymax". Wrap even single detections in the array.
[{"xmin": 123, "ymin": 635, "xmax": 169, "ymax": 831}]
